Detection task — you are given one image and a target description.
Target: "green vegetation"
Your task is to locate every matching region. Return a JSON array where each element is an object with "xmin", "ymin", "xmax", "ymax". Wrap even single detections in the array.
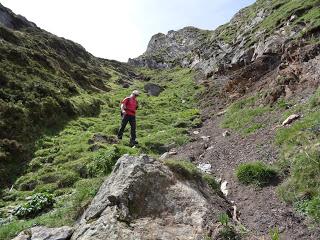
[
  {"xmin": 0, "ymin": 23, "xmax": 137, "ymax": 188},
  {"xmin": 217, "ymin": 212, "xmax": 240, "ymax": 240},
  {"xmin": 0, "ymin": 178, "xmax": 103, "ymax": 240},
  {"xmin": 164, "ymin": 159, "xmax": 202, "ymax": 179},
  {"xmin": 269, "ymin": 227, "xmax": 280, "ymax": 240},
  {"xmin": 216, "ymin": 0, "xmax": 320, "ymax": 46},
  {"xmin": 236, "ymin": 161, "xmax": 278, "ymax": 187},
  {"xmin": 13, "ymin": 193, "xmax": 55, "ymax": 219},
  {"xmin": 221, "ymin": 95, "xmax": 271, "ymax": 135},
  {"xmin": 0, "ymin": 67, "xmax": 202, "ymax": 239},
  {"xmin": 276, "ymin": 88, "xmax": 320, "ymax": 222},
  {"xmin": 164, "ymin": 159, "xmax": 220, "ymax": 193}
]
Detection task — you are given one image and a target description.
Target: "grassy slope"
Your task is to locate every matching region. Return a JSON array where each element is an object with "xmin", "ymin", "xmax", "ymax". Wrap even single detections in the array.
[
  {"xmin": 0, "ymin": 21, "xmax": 141, "ymax": 189},
  {"xmin": 0, "ymin": 67, "xmax": 202, "ymax": 239},
  {"xmin": 221, "ymin": 88, "xmax": 320, "ymax": 222},
  {"xmin": 215, "ymin": 0, "xmax": 320, "ymax": 45},
  {"xmin": 276, "ymin": 89, "xmax": 320, "ymax": 222},
  {"xmin": 216, "ymin": 0, "xmax": 320, "ymax": 222}
]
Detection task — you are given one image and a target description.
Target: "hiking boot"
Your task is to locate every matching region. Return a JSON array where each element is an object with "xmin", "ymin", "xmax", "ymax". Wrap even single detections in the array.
[{"xmin": 130, "ymin": 140, "xmax": 139, "ymax": 146}]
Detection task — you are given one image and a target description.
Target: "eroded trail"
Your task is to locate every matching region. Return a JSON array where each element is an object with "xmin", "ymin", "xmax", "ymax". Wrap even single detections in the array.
[{"xmin": 173, "ymin": 115, "xmax": 320, "ymax": 239}]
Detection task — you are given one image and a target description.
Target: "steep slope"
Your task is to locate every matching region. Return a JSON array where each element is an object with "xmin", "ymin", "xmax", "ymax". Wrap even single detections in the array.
[{"xmin": 0, "ymin": 3, "xmax": 139, "ymax": 187}]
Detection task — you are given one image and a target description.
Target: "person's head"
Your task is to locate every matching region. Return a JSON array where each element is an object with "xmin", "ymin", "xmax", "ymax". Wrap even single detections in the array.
[{"xmin": 132, "ymin": 90, "xmax": 140, "ymax": 97}]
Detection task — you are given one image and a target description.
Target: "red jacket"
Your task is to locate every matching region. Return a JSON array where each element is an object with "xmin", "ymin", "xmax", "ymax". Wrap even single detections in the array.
[{"xmin": 121, "ymin": 96, "xmax": 138, "ymax": 116}]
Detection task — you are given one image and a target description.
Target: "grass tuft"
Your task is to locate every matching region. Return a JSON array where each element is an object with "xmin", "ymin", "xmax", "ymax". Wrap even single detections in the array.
[{"xmin": 236, "ymin": 161, "xmax": 278, "ymax": 187}]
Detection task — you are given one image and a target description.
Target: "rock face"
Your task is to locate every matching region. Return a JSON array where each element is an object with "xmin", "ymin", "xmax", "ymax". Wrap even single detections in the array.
[
  {"xmin": 0, "ymin": 3, "xmax": 36, "ymax": 30},
  {"xmin": 129, "ymin": 0, "xmax": 317, "ymax": 77},
  {"xmin": 71, "ymin": 155, "xmax": 229, "ymax": 240}
]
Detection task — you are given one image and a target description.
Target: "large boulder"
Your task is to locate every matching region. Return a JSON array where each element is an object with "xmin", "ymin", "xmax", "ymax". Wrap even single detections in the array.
[
  {"xmin": 71, "ymin": 155, "xmax": 229, "ymax": 240},
  {"xmin": 144, "ymin": 83, "xmax": 163, "ymax": 96},
  {"xmin": 12, "ymin": 226, "xmax": 73, "ymax": 240}
]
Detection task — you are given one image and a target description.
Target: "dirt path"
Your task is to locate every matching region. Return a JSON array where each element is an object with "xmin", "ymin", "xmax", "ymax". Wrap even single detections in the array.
[{"xmin": 173, "ymin": 115, "xmax": 320, "ymax": 240}]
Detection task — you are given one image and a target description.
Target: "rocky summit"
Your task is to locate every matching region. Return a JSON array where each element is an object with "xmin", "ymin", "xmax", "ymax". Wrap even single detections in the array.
[{"xmin": 1, "ymin": 0, "xmax": 320, "ymax": 239}]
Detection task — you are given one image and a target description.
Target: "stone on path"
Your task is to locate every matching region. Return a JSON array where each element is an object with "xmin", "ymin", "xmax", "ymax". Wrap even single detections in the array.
[{"xmin": 282, "ymin": 114, "xmax": 300, "ymax": 126}]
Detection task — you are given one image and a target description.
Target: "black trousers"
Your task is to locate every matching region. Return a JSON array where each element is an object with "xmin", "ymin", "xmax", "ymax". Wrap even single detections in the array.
[{"xmin": 117, "ymin": 114, "xmax": 136, "ymax": 141}]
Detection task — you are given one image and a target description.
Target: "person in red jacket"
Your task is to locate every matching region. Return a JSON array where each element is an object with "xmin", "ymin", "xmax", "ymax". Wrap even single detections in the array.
[{"xmin": 117, "ymin": 90, "xmax": 140, "ymax": 146}]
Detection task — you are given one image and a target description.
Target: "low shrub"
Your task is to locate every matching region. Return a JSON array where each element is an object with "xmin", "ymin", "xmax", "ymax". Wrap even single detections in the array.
[
  {"xmin": 217, "ymin": 212, "xmax": 240, "ymax": 240},
  {"xmin": 236, "ymin": 161, "xmax": 278, "ymax": 187},
  {"xmin": 13, "ymin": 193, "xmax": 55, "ymax": 219},
  {"xmin": 87, "ymin": 147, "xmax": 121, "ymax": 177}
]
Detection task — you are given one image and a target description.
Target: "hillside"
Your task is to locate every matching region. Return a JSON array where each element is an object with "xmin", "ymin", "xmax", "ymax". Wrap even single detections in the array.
[
  {"xmin": 1, "ymin": 0, "xmax": 320, "ymax": 239},
  {"xmin": 0, "ymin": 3, "xmax": 140, "ymax": 187}
]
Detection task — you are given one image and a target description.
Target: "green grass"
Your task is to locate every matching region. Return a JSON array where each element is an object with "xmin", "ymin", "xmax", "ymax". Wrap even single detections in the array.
[
  {"xmin": 221, "ymin": 96, "xmax": 271, "ymax": 135},
  {"xmin": 164, "ymin": 159, "xmax": 202, "ymax": 180},
  {"xmin": 216, "ymin": 0, "xmax": 320, "ymax": 47},
  {"xmin": 236, "ymin": 161, "xmax": 278, "ymax": 187},
  {"xmin": 275, "ymin": 88, "xmax": 320, "ymax": 222},
  {"xmin": 164, "ymin": 159, "xmax": 220, "ymax": 193},
  {"xmin": 0, "ymin": 67, "xmax": 202, "ymax": 239}
]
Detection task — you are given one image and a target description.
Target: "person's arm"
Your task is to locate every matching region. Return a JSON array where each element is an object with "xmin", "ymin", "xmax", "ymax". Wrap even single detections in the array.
[
  {"xmin": 121, "ymin": 98, "xmax": 128, "ymax": 114},
  {"xmin": 120, "ymin": 103, "xmax": 126, "ymax": 114}
]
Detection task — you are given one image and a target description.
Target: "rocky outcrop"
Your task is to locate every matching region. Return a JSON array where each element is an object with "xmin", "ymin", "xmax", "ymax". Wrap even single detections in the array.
[
  {"xmin": 0, "ymin": 3, "xmax": 36, "ymax": 29},
  {"xmin": 69, "ymin": 154, "xmax": 229, "ymax": 240},
  {"xmin": 128, "ymin": 27, "xmax": 212, "ymax": 70},
  {"xmin": 129, "ymin": 0, "xmax": 316, "ymax": 77}
]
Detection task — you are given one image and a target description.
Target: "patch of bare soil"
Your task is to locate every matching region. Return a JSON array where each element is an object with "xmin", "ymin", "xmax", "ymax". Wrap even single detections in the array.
[{"xmin": 173, "ymin": 113, "xmax": 320, "ymax": 239}]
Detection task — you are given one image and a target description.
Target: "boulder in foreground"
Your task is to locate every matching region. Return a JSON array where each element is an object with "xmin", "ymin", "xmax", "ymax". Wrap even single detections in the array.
[{"xmin": 71, "ymin": 154, "xmax": 230, "ymax": 240}]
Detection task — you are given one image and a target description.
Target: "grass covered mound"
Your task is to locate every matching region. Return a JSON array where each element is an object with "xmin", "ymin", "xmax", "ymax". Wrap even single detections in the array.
[
  {"xmin": 0, "ymin": 67, "xmax": 202, "ymax": 239},
  {"xmin": 236, "ymin": 161, "xmax": 278, "ymax": 187}
]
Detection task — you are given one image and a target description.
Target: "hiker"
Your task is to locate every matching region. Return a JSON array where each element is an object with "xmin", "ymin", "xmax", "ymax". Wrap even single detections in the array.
[{"xmin": 117, "ymin": 90, "xmax": 140, "ymax": 146}]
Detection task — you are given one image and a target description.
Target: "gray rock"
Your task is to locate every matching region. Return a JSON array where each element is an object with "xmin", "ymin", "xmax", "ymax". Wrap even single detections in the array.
[
  {"xmin": 13, "ymin": 226, "xmax": 73, "ymax": 240},
  {"xmin": 71, "ymin": 154, "xmax": 229, "ymax": 240},
  {"xmin": 144, "ymin": 83, "xmax": 163, "ymax": 96},
  {"xmin": 159, "ymin": 152, "xmax": 169, "ymax": 160},
  {"xmin": 197, "ymin": 163, "xmax": 212, "ymax": 173},
  {"xmin": 88, "ymin": 133, "xmax": 118, "ymax": 145},
  {"xmin": 222, "ymin": 131, "xmax": 231, "ymax": 137}
]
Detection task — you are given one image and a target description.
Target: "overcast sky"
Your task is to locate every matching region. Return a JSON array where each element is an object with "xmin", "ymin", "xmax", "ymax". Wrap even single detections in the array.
[{"xmin": 1, "ymin": 0, "xmax": 255, "ymax": 62}]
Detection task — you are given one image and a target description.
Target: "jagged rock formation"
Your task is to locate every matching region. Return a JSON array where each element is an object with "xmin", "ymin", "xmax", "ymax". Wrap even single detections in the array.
[
  {"xmin": 130, "ymin": 0, "xmax": 319, "ymax": 76},
  {"xmin": 130, "ymin": 0, "xmax": 320, "ymax": 116},
  {"xmin": 70, "ymin": 155, "xmax": 229, "ymax": 240},
  {"xmin": 0, "ymin": 4, "xmax": 36, "ymax": 29}
]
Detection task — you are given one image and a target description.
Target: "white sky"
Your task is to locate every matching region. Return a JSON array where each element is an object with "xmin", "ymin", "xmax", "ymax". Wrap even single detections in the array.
[{"xmin": 1, "ymin": 0, "xmax": 255, "ymax": 62}]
